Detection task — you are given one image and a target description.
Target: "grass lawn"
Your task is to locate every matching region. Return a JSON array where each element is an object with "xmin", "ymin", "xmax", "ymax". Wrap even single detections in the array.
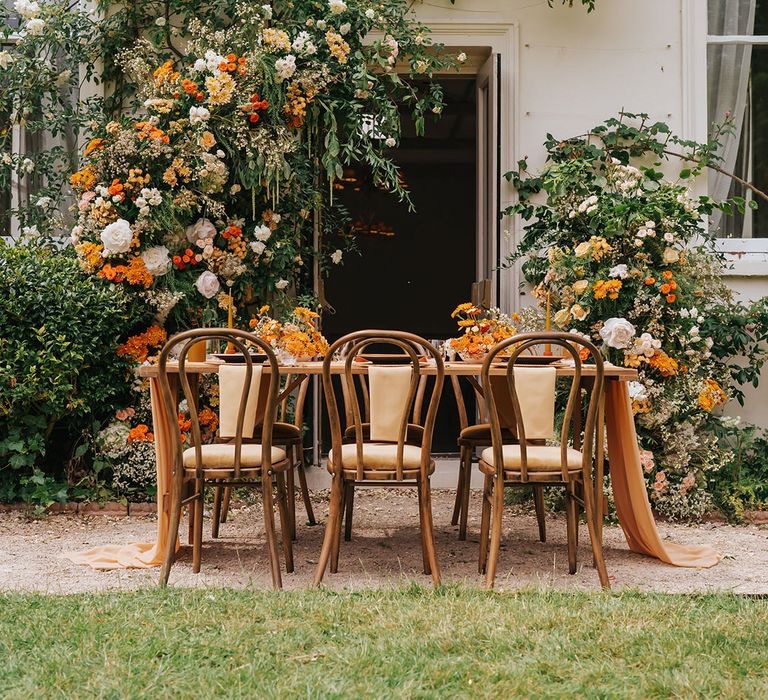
[{"xmin": 1, "ymin": 586, "xmax": 767, "ymax": 699}]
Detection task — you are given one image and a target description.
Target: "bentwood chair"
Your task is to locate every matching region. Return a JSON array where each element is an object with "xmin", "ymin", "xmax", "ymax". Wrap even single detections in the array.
[
  {"xmin": 478, "ymin": 332, "xmax": 610, "ymax": 589},
  {"xmin": 213, "ymin": 372, "xmax": 316, "ymax": 540},
  {"xmin": 158, "ymin": 329, "xmax": 293, "ymax": 589},
  {"xmin": 449, "ymin": 375, "xmax": 548, "ymax": 542},
  {"xmin": 313, "ymin": 330, "xmax": 445, "ymax": 587}
]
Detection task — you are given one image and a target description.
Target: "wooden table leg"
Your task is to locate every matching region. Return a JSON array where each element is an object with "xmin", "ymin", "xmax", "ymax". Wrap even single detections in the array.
[{"xmin": 594, "ymin": 384, "xmax": 606, "ymax": 550}]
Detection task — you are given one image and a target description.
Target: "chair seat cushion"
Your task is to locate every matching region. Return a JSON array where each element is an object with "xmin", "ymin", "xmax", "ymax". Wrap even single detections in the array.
[
  {"xmin": 459, "ymin": 424, "xmax": 515, "ymax": 443},
  {"xmin": 328, "ymin": 443, "xmax": 432, "ymax": 474},
  {"xmin": 480, "ymin": 445, "xmax": 583, "ymax": 471},
  {"xmin": 183, "ymin": 443, "xmax": 287, "ymax": 470}
]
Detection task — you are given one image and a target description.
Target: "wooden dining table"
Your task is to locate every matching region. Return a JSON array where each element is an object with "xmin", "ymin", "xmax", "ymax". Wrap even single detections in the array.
[{"xmin": 66, "ymin": 358, "xmax": 722, "ymax": 571}]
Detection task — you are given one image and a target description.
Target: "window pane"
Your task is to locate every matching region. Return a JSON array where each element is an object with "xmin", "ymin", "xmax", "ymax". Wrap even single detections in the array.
[
  {"xmin": 708, "ymin": 45, "xmax": 768, "ymax": 238},
  {"xmin": 708, "ymin": 0, "xmax": 760, "ymax": 35}
]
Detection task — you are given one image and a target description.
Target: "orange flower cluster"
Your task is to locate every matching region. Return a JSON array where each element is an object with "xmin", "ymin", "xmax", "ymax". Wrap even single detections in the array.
[
  {"xmin": 284, "ymin": 82, "xmax": 308, "ymax": 129},
  {"xmin": 593, "ymin": 279, "xmax": 622, "ymax": 300},
  {"xmin": 107, "ymin": 179, "xmax": 125, "ymax": 201},
  {"xmin": 242, "ymin": 92, "xmax": 269, "ymax": 124},
  {"xmin": 178, "ymin": 412, "xmax": 192, "ymax": 443},
  {"xmin": 70, "ymin": 167, "xmax": 96, "ymax": 193},
  {"xmin": 128, "ymin": 424, "xmax": 154, "ymax": 443},
  {"xmin": 99, "ymin": 257, "xmax": 153, "ymax": 288},
  {"xmin": 198, "ymin": 407, "xmax": 219, "ymax": 434},
  {"xmin": 117, "ymin": 325, "xmax": 168, "ymax": 363},
  {"xmin": 180, "ymin": 78, "xmax": 205, "ymax": 101},
  {"xmin": 153, "ymin": 60, "xmax": 180, "ymax": 87},
  {"xmin": 83, "ymin": 138, "xmax": 106, "ymax": 157},
  {"xmin": 697, "ymin": 379, "xmax": 727, "ymax": 411},
  {"xmin": 172, "ymin": 248, "xmax": 199, "ymax": 271},
  {"xmin": 449, "ymin": 302, "xmax": 516, "ymax": 360},
  {"xmin": 219, "ymin": 53, "xmax": 247, "ymax": 75},
  {"xmin": 76, "ymin": 242, "xmax": 104, "ymax": 271},
  {"xmin": 135, "ymin": 121, "xmax": 170, "ymax": 144},
  {"xmin": 658, "ymin": 270, "xmax": 678, "ymax": 304},
  {"xmin": 648, "ymin": 352, "xmax": 679, "ymax": 377}
]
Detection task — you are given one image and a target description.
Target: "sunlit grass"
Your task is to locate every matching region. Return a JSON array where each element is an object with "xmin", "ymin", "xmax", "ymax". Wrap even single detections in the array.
[{"xmin": 1, "ymin": 586, "xmax": 767, "ymax": 698}]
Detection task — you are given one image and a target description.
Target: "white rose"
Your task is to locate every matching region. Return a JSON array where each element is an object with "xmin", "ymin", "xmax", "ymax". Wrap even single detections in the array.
[
  {"xmin": 645, "ymin": 220, "xmax": 656, "ymax": 229},
  {"xmin": 250, "ymin": 241, "xmax": 266, "ymax": 255},
  {"xmin": 600, "ymin": 317, "xmax": 636, "ymax": 349},
  {"xmin": 192, "ymin": 58, "xmax": 207, "ymax": 73},
  {"xmin": 663, "ymin": 247, "xmax": 680, "ymax": 264},
  {"xmin": 186, "ymin": 218, "xmax": 217, "ymax": 243},
  {"xmin": 365, "ymin": 8, "xmax": 375, "ymax": 19},
  {"xmin": 100, "ymin": 219, "xmax": 133, "ymax": 255},
  {"xmin": 275, "ymin": 55, "xmax": 297, "ymax": 82},
  {"xmin": 189, "ymin": 106, "xmax": 211, "ymax": 125},
  {"xmin": 331, "ymin": 249, "xmax": 343, "ymax": 264},
  {"xmin": 457, "ymin": 52, "xmax": 467, "ymax": 63},
  {"xmin": 14, "ymin": 0, "xmax": 39, "ymax": 19},
  {"xmin": 254, "ymin": 224, "xmax": 272, "ymax": 242},
  {"xmin": 0, "ymin": 51, "xmax": 13, "ymax": 70},
  {"xmin": 316, "ymin": 19, "xmax": 327, "ymax": 29},
  {"xmin": 275, "ymin": 279, "xmax": 289, "ymax": 290},
  {"xmin": 339, "ymin": 22, "xmax": 351, "ymax": 35},
  {"xmin": 608, "ymin": 264, "xmax": 628, "ymax": 279},
  {"xmin": 628, "ymin": 381, "xmax": 648, "ymax": 402},
  {"xmin": 195, "ymin": 271, "xmax": 220, "ymax": 298},
  {"xmin": 329, "ymin": 0, "xmax": 347, "ymax": 14},
  {"xmin": 664, "ymin": 232, "xmax": 675, "ymax": 242},
  {"xmin": 35, "ymin": 195, "xmax": 51, "ymax": 208},
  {"xmin": 155, "ymin": 16, "xmax": 166, "ymax": 26},
  {"xmin": 385, "ymin": 137, "xmax": 396, "ymax": 148},
  {"xmin": 25, "ymin": 17, "xmax": 45, "ymax": 35},
  {"xmin": 141, "ymin": 246, "xmax": 171, "ymax": 276},
  {"xmin": 574, "ymin": 241, "xmax": 591, "ymax": 258}
]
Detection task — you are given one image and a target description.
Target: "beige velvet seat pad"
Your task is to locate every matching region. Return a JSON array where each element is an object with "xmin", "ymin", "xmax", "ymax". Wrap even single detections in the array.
[
  {"xmin": 328, "ymin": 442, "xmax": 433, "ymax": 477},
  {"xmin": 480, "ymin": 445, "xmax": 583, "ymax": 472},
  {"xmin": 183, "ymin": 443, "xmax": 287, "ymax": 470}
]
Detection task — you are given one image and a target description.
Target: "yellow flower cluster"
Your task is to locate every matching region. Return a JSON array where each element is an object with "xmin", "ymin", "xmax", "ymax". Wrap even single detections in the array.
[
  {"xmin": 263, "ymin": 28, "xmax": 291, "ymax": 52},
  {"xmin": 205, "ymin": 72, "xmax": 236, "ymax": 105},
  {"xmin": 697, "ymin": 379, "xmax": 727, "ymax": 412},
  {"xmin": 593, "ymin": 279, "xmax": 622, "ymax": 300},
  {"xmin": 326, "ymin": 30, "xmax": 350, "ymax": 64}
]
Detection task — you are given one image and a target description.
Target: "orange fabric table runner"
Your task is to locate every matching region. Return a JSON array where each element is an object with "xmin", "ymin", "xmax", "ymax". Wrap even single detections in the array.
[{"xmin": 66, "ymin": 376, "xmax": 721, "ymax": 570}]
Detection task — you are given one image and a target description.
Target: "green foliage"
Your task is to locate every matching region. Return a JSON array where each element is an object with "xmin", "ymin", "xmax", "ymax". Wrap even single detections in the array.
[{"xmin": 0, "ymin": 241, "xmax": 150, "ymax": 488}]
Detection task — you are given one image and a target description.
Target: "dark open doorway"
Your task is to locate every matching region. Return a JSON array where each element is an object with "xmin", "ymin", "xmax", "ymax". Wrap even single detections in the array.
[
  {"xmin": 324, "ymin": 77, "xmax": 477, "ymax": 340},
  {"xmin": 322, "ymin": 77, "xmax": 478, "ymax": 453}
]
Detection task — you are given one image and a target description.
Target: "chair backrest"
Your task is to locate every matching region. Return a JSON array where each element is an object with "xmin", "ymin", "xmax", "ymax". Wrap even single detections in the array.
[
  {"xmin": 158, "ymin": 328, "xmax": 281, "ymax": 480},
  {"xmin": 481, "ymin": 332, "xmax": 605, "ymax": 482},
  {"xmin": 323, "ymin": 330, "xmax": 444, "ymax": 481}
]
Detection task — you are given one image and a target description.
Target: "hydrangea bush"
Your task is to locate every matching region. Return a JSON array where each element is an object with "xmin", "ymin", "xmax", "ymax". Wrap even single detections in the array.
[{"xmin": 506, "ymin": 113, "xmax": 768, "ymax": 520}]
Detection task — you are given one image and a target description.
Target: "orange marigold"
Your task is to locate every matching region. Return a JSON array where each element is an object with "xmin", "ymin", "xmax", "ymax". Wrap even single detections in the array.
[
  {"xmin": 648, "ymin": 352, "xmax": 679, "ymax": 377},
  {"xmin": 117, "ymin": 325, "xmax": 168, "ymax": 363}
]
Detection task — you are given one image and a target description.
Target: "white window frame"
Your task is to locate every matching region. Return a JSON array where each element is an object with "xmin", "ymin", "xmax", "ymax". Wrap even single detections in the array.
[{"xmin": 706, "ymin": 29, "xmax": 768, "ymax": 274}]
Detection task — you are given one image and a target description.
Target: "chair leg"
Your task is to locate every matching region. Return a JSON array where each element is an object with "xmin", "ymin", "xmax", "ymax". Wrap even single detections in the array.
[
  {"xmin": 220, "ymin": 486, "xmax": 232, "ymax": 523},
  {"xmin": 451, "ymin": 448, "xmax": 467, "ymax": 527},
  {"xmin": 296, "ymin": 447, "xmax": 316, "ymax": 526},
  {"xmin": 458, "ymin": 449, "xmax": 472, "ymax": 541},
  {"xmin": 417, "ymin": 477, "xmax": 431, "ymax": 575},
  {"xmin": 533, "ymin": 485, "xmax": 547, "ymax": 543},
  {"xmin": 582, "ymin": 479, "xmax": 610, "ymax": 589},
  {"xmin": 286, "ymin": 455, "xmax": 297, "ymax": 542},
  {"xmin": 478, "ymin": 474, "xmax": 492, "ymax": 574},
  {"xmin": 159, "ymin": 475, "xmax": 184, "ymax": 587},
  {"xmin": 343, "ymin": 481, "xmax": 355, "ymax": 542},
  {"xmin": 484, "ymin": 475, "xmax": 505, "ymax": 589},
  {"xmin": 275, "ymin": 472, "xmax": 294, "ymax": 574},
  {"xmin": 262, "ymin": 473, "xmax": 283, "ymax": 590},
  {"xmin": 313, "ymin": 475, "xmax": 344, "ymax": 587},
  {"xmin": 187, "ymin": 501, "xmax": 196, "ymax": 545},
  {"xmin": 192, "ymin": 480, "xmax": 204, "ymax": 574},
  {"xmin": 211, "ymin": 483, "xmax": 222, "ymax": 539},
  {"xmin": 420, "ymin": 477, "xmax": 441, "ymax": 587},
  {"xmin": 331, "ymin": 481, "xmax": 346, "ymax": 573},
  {"xmin": 565, "ymin": 482, "xmax": 578, "ymax": 575}
]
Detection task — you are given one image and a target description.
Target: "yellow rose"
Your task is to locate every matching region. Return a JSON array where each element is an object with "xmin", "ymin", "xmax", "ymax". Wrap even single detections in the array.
[
  {"xmin": 663, "ymin": 247, "xmax": 680, "ymax": 264},
  {"xmin": 570, "ymin": 304, "xmax": 590, "ymax": 321},
  {"xmin": 554, "ymin": 308, "xmax": 572, "ymax": 327},
  {"xmin": 572, "ymin": 279, "xmax": 589, "ymax": 294},
  {"xmin": 574, "ymin": 241, "xmax": 591, "ymax": 258}
]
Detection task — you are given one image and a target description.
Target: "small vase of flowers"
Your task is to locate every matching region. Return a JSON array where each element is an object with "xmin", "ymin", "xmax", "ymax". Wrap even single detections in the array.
[{"xmin": 449, "ymin": 302, "xmax": 517, "ymax": 361}]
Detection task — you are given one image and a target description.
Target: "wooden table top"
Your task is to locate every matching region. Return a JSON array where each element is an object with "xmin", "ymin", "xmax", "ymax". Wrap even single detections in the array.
[{"xmin": 138, "ymin": 359, "xmax": 637, "ymax": 381}]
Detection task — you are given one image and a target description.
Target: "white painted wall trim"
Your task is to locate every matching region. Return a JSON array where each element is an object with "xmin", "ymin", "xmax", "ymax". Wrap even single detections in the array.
[{"xmin": 716, "ymin": 239, "xmax": 768, "ymax": 276}]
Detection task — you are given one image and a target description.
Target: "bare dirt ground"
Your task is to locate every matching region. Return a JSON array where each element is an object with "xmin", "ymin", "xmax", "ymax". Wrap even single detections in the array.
[{"xmin": 1, "ymin": 489, "xmax": 766, "ymax": 594}]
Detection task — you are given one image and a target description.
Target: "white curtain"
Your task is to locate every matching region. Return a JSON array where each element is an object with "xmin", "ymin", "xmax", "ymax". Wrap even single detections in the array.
[{"xmin": 707, "ymin": 0, "xmax": 756, "ymax": 233}]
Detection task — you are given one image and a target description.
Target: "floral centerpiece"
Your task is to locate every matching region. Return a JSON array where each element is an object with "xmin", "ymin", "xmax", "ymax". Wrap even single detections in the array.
[
  {"xmin": 449, "ymin": 303, "xmax": 518, "ymax": 361},
  {"xmin": 504, "ymin": 112, "xmax": 767, "ymax": 520},
  {"xmin": 249, "ymin": 304, "xmax": 328, "ymax": 362}
]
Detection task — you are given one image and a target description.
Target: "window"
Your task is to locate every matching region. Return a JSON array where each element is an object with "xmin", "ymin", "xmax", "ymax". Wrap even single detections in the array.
[{"xmin": 707, "ymin": 0, "xmax": 768, "ymax": 239}]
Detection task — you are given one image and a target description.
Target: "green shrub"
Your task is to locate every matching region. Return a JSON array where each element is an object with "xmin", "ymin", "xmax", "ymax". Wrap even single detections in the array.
[{"xmin": 0, "ymin": 241, "xmax": 149, "ymax": 502}]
